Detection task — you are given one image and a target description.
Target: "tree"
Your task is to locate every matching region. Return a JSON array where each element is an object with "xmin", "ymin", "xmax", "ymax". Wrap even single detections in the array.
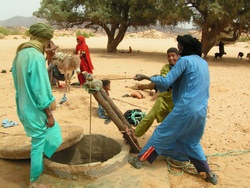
[
  {"xmin": 185, "ymin": 0, "xmax": 250, "ymax": 57},
  {"xmin": 34, "ymin": 0, "xmax": 156, "ymax": 53},
  {"xmin": 34, "ymin": 0, "xmax": 191, "ymax": 53}
]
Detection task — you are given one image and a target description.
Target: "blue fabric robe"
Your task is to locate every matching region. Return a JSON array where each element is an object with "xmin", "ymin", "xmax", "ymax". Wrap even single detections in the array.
[{"xmin": 139, "ymin": 55, "xmax": 210, "ymax": 161}]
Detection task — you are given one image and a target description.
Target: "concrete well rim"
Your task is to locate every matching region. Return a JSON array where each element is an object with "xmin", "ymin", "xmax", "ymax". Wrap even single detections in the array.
[{"xmin": 44, "ymin": 134, "xmax": 130, "ymax": 180}]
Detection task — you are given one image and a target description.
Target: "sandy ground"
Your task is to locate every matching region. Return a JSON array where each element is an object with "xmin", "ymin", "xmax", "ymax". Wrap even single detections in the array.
[{"xmin": 0, "ymin": 33, "xmax": 250, "ymax": 188}]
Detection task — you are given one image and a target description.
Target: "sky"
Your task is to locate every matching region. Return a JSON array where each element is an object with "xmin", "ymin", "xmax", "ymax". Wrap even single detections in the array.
[{"xmin": 0, "ymin": 0, "xmax": 41, "ymax": 20}]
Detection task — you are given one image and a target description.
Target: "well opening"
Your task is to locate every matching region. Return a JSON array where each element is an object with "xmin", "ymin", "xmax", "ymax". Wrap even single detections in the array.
[
  {"xmin": 44, "ymin": 134, "xmax": 129, "ymax": 179},
  {"xmin": 50, "ymin": 134, "xmax": 121, "ymax": 164}
]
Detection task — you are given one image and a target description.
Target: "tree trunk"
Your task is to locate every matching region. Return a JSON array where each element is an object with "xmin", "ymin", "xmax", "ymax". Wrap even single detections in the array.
[
  {"xmin": 105, "ymin": 24, "xmax": 128, "ymax": 53},
  {"xmin": 107, "ymin": 40, "xmax": 119, "ymax": 53},
  {"xmin": 201, "ymin": 26, "xmax": 218, "ymax": 58}
]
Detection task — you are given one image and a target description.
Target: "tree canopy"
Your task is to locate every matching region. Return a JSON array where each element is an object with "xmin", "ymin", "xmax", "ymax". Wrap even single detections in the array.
[
  {"xmin": 34, "ymin": 0, "xmax": 250, "ymax": 55},
  {"xmin": 186, "ymin": 0, "xmax": 250, "ymax": 57},
  {"xmin": 34, "ymin": 0, "xmax": 191, "ymax": 53}
]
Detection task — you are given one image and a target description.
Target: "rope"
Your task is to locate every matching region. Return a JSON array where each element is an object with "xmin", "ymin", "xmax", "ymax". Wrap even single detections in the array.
[
  {"xmin": 120, "ymin": 127, "xmax": 141, "ymax": 152},
  {"xmin": 166, "ymin": 157, "xmax": 196, "ymax": 176},
  {"xmin": 166, "ymin": 150, "xmax": 250, "ymax": 176},
  {"xmin": 112, "ymin": 98, "xmax": 148, "ymax": 110},
  {"xmin": 97, "ymin": 77, "xmax": 134, "ymax": 81},
  {"xmin": 206, "ymin": 150, "xmax": 250, "ymax": 157},
  {"xmin": 89, "ymin": 94, "xmax": 92, "ymax": 164}
]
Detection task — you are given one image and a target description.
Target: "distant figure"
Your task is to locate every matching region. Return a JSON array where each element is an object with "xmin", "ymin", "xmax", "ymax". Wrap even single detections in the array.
[
  {"xmin": 214, "ymin": 41, "xmax": 226, "ymax": 61},
  {"xmin": 219, "ymin": 41, "xmax": 225, "ymax": 54},
  {"xmin": 247, "ymin": 53, "xmax": 250, "ymax": 62},
  {"xmin": 45, "ymin": 41, "xmax": 63, "ymax": 87},
  {"xmin": 122, "ymin": 46, "xmax": 133, "ymax": 53},
  {"xmin": 237, "ymin": 52, "xmax": 244, "ymax": 60},
  {"xmin": 128, "ymin": 46, "xmax": 132, "ymax": 53},
  {"xmin": 76, "ymin": 35, "xmax": 94, "ymax": 86}
]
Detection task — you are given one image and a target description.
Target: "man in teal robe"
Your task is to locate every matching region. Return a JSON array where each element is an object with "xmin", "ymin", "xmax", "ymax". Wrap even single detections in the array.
[{"xmin": 12, "ymin": 23, "xmax": 62, "ymax": 187}]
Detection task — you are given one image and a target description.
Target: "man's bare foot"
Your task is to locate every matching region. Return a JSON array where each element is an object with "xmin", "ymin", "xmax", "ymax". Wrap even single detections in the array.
[{"xmin": 29, "ymin": 182, "xmax": 52, "ymax": 188}]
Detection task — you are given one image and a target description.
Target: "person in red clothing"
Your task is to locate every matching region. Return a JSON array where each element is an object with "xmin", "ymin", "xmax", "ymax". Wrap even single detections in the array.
[{"xmin": 76, "ymin": 35, "xmax": 94, "ymax": 86}]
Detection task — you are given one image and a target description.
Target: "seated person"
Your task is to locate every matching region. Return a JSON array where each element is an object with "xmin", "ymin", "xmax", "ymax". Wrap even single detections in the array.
[{"xmin": 98, "ymin": 80, "xmax": 111, "ymax": 119}]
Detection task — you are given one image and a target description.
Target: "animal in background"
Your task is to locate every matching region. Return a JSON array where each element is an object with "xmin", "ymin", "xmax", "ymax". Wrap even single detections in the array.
[
  {"xmin": 237, "ymin": 52, "xmax": 244, "ymax": 59},
  {"xmin": 247, "ymin": 53, "xmax": 250, "ymax": 62},
  {"xmin": 51, "ymin": 52, "xmax": 81, "ymax": 92},
  {"xmin": 213, "ymin": 52, "xmax": 227, "ymax": 60}
]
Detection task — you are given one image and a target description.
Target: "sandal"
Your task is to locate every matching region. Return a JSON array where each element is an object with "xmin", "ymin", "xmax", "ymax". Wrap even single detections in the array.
[
  {"xmin": 128, "ymin": 156, "xmax": 142, "ymax": 169},
  {"xmin": 59, "ymin": 94, "xmax": 67, "ymax": 104},
  {"xmin": 206, "ymin": 171, "xmax": 218, "ymax": 185},
  {"xmin": 2, "ymin": 119, "xmax": 18, "ymax": 128}
]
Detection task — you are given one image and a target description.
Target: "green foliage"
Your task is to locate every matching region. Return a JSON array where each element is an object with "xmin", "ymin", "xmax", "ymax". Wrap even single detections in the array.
[
  {"xmin": 33, "ymin": 0, "xmax": 168, "ymax": 52},
  {"xmin": 33, "ymin": 0, "xmax": 250, "ymax": 54},
  {"xmin": 184, "ymin": 0, "xmax": 250, "ymax": 56},
  {"xmin": 88, "ymin": 32, "xmax": 95, "ymax": 37},
  {"xmin": 75, "ymin": 30, "xmax": 95, "ymax": 38},
  {"xmin": 0, "ymin": 27, "xmax": 22, "ymax": 35},
  {"xmin": 0, "ymin": 27, "xmax": 9, "ymax": 35},
  {"xmin": 237, "ymin": 36, "xmax": 250, "ymax": 42},
  {"xmin": 156, "ymin": 0, "xmax": 192, "ymax": 25}
]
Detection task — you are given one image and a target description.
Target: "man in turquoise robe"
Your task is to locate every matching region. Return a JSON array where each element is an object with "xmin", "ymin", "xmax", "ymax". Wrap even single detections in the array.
[{"xmin": 12, "ymin": 23, "xmax": 62, "ymax": 187}]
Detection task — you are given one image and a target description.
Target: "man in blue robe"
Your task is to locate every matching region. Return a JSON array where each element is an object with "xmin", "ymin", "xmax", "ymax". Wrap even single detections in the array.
[
  {"xmin": 12, "ymin": 23, "xmax": 62, "ymax": 188},
  {"xmin": 129, "ymin": 35, "xmax": 218, "ymax": 185}
]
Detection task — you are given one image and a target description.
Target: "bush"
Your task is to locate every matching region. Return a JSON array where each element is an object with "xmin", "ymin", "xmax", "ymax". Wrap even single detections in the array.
[
  {"xmin": 0, "ymin": 27, "xmax": 22, "ymax": 35},
  {"xmin": 237, "ymin": 36, "xmax": 250, "ymax": 42},
  {"xmin": 0, "ymin": 33, "xmax": 4, "ymax": 39},
  {"xmin": 0, "ymin": 27, "xmax": 10, "ymax": 35},
  {"xmin": 76, "ymin": 30, "xmax": 95, "ymax": 38}
]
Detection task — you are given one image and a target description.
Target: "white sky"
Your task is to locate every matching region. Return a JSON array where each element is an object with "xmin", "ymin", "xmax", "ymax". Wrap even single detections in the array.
[{"xmin": 0, "ymin": 0, "xmax": 41, "ymax": 20}]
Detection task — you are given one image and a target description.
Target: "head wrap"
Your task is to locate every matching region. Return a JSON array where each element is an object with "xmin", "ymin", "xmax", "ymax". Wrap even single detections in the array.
[
  {"xmin": 77, "ymin": 35, "xmax": 86, "ymax": 44},
  {"xmin": 102, "ymin": 80, "xmax": 110, "ymax": 87},
  {"xmin": 176, "ymin": 35, "xmax": 202, "ymax": 57},
  {"xmin": 29, "ymin": 23, "xmax": 54, "ymax": 39},
  {"xmin": 167, "ymin": 47, "xmax": 179, "ymax": 55}
]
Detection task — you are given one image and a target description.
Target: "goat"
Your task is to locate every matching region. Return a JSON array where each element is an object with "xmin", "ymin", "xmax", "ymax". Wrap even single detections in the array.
[
  {"xmin": 237, "ymin": 52, "xmax": 244, "ymax": 60},
  {"xmin": 51, "ymin": 52, "xmax": 81, "ymax": 92},
  {"xmin": 213, "ymin": 52, "xmax": 227, "ymax": 60}
]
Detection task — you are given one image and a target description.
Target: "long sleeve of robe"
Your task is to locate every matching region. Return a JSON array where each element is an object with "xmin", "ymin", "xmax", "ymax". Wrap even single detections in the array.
[
  {"xmin": 12, "ymin": 48, "xmax": 62, "ymax": 157},
  {"xmin": 139, "ymin": 55, "xmax": 210, "ymax": 161}
]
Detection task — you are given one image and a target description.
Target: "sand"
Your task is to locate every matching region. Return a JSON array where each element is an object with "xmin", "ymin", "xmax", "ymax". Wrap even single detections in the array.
[{"xmin": 0, "ymin": 33, "xmax": 250, "ymax": 188}]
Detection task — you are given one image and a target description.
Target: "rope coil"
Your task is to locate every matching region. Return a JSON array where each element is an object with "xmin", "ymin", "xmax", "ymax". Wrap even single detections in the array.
[{"xmin": 165, "ymin": 150, "xmax": 250, "ymax": 176}]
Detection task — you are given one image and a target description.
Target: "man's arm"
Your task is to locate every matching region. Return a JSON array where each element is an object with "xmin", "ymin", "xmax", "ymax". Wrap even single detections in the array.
[{"xmin": 44, "ymin": 107, "xmax": 55, "ymax": 127}]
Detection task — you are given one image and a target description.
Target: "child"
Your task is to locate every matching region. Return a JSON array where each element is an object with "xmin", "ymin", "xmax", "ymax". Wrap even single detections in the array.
[{"xmin": 98, "ymin": 80, "xmax": 111, "ymax": 120}]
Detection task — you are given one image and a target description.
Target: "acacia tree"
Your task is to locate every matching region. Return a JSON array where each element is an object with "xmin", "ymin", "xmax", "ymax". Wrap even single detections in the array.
[
  {"xmin": 34, "ymin": 0, "xmax": 191, "ymax": 53},
  {"xmin": 34, "ymin": 0, "xmax": 157, "ymax": 53},
  {"xmin": 185, "ymin": 0, "xmax": 250, "ymax": 57}
]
